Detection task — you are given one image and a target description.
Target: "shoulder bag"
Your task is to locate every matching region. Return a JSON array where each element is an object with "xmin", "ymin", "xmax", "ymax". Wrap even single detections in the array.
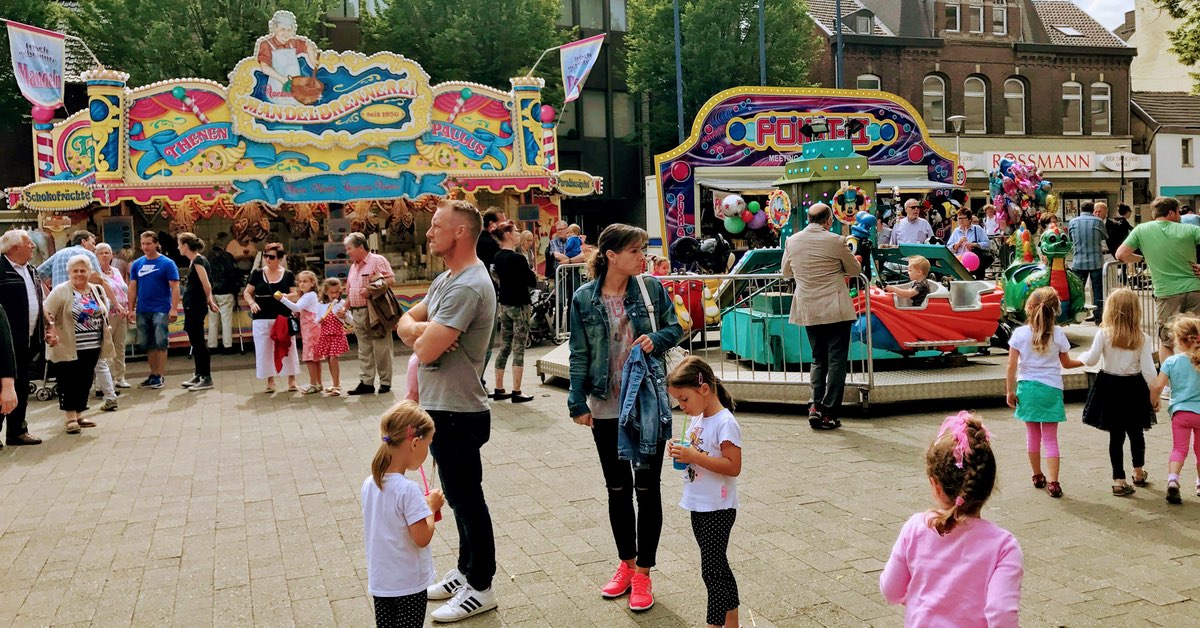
[{"xmin": 635, "ymin": 274, "xmax": 688, "ymax": 377}]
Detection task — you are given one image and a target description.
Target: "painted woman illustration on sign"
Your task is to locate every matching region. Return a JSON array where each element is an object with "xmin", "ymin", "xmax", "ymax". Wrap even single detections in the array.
[{"xmin": 255, "ymin": 11, "xmax": 319, "ymax": 105}]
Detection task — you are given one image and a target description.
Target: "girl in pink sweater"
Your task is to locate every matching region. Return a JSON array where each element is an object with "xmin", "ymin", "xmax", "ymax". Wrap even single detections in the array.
[{"xmin": 880, "ymin": 412, "xmax": 1024, "ymax": 627}]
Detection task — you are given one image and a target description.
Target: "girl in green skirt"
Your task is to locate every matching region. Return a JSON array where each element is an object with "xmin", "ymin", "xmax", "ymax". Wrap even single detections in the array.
[{"xmin": 1006, "ymin": 287, "xmax": 1084, "ymax": 498}]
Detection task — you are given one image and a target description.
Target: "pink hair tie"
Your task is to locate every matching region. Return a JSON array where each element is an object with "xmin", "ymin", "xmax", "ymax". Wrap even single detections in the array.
[
  {"xmin": 954, "ymin": 496, "xmax": 965, "ymax": 507},
  {"xmin": 937, "ymin": 411, "xmax": 990, "ymax": 469}
]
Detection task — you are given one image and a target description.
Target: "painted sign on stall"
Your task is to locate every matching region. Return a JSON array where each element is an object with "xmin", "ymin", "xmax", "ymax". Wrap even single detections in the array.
[
  {"xmin": 18, "ymin": 180, "xmax": 93, "ymax": 211},
  {"xmin": 654, "ymin": 87, "xmax": 957, "ymax": 252}
]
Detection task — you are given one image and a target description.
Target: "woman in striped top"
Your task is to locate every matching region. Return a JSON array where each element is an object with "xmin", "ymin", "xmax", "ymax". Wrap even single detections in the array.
[{"xmin": 44, "ymin": 255, "xmax": 114, "ymax": 434}]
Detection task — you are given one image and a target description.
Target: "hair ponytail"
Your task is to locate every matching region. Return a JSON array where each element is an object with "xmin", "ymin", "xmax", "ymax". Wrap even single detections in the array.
[
  {"xmin": 667, "ymin": 356, "xmax": 736, "ymax": 411},
  {"xmin": 1025, "ymin": 286, "xmax": 1060, "ymax": 353},
  {"xmin": 370, "ymin": 401, "xmax": 435, "ymax": 490},
  {"xmin": 925, "ymin": 412, "xmax": 996, "ymax": 536}
]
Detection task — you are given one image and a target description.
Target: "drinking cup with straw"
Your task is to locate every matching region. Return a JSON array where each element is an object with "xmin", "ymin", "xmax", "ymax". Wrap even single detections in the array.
[
  {"xmin": 672, "ymin": 415, "xmax": 691, "ymax": 471},
  {"xmin": 420, "ymin": 462, "xmax": 442, "ymax": 522}
]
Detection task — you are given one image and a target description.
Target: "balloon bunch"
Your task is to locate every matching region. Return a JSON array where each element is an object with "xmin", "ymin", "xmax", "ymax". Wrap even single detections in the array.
[
  {"xmin": 989, "ymin": 158, "xmax": 1057, "ymax": 233},
  {"xmin": 715, "ymin": 194, "xmax": 767, "ymax": 234}
]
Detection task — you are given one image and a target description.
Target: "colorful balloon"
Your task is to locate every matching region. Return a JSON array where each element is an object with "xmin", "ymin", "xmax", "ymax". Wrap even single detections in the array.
[
  {"xmin": 724, "ymin": 215, "xmax": 746, "ymax": 234},
  {"xmin": 747, "ymin": 201, "xmax": 761, "ymax": 213},
  {"xmin": 740, "ymin": 210, "xmax": 753, "ymax": 223},
  {"xmin": 748, "ymin": 210, "xmax": 768, "ymax": 230},
  {"xmin": 960, "ymin": 251, "xmax": 980, "ymax": 272},
  {"xmin": 720, "ymin": 194, "xmax": 746, "ymax": 218}
]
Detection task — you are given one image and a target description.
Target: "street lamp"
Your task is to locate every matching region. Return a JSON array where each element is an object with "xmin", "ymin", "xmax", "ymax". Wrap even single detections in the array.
[
  {"xmin": 1116, "ymin": 144, "xmax": 1129, "ymax": 206},
  {"xmin": 947, "ymin": 115, "xmax": 967, "ymax": 183}
]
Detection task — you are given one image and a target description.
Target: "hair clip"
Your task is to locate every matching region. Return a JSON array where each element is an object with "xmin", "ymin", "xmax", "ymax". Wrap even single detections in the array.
[
  {"xmin": 937, "ymin": 411, "xmax": 989, "ymax": 469},
  {"xmin": 698, "ymin": 372, "xmax": 704, "ymax": 385},
  {"xmin": 381, "ymin": 435, "xmax": 390, "ymax": 443}
]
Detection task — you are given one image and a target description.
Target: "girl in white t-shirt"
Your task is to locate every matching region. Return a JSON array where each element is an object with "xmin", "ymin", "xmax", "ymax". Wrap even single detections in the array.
[
  {"xmin": 1005, "ymin": 287, "xmax": 1084, "ymax": 499},
  {"xmin": 361, "ymin": 401, "xmax": 444, "ymax": 628},
  {"xmin": 667, "ymin": 357, "xmax": 743, "ymax": 628}
]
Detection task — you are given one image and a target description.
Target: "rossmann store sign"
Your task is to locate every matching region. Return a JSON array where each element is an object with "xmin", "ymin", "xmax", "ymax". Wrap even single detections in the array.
[{"xmin": 980, "ymin": 151, "xmax": 1095, "ymax": 172}]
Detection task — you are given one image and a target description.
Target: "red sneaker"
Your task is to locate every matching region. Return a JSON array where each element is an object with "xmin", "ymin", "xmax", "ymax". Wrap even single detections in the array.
[
  {"xmin": 600, "ymin": 562, "xmax": 633, "ymax": 598},
  {"xmin": 629, "ymin": 572, "xmax": 654, "ymax": 611}
]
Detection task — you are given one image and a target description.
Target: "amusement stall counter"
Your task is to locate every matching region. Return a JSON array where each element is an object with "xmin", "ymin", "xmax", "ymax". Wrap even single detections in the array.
[{"xmin": 6, "ymin": 17, "xmax": 600, "ymax": 347}]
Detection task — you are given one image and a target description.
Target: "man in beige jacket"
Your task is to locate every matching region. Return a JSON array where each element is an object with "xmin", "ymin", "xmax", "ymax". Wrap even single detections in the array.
[{"xmin": 781, "ymin": 203, "xmax": 862, "ymax": 430}]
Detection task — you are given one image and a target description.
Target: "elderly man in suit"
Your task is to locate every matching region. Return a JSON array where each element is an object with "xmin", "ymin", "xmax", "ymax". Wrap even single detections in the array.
[
  {"xmin": 781, "ymin": 203, "xmax": 862, "ymax": 430},
  {"xmin": 0, "ymin": 229, "xmax": 46, "ymax": 447}
]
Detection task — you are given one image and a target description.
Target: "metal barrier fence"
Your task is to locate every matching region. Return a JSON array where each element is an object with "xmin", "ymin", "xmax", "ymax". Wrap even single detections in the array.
[
  {"xmin": 552, "ymin": 268, "xmax": 875, "ymax": 406},
  {"xmin": 1103, "ymin": 259, "xmax": 1159, "ymax": 354},
  {"xmin": 554, "ymin": 263, "xmax": 587, "ymax": 342}
]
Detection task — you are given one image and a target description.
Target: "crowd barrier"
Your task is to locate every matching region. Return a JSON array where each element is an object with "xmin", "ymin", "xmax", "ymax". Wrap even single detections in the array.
[{"xmin": 1103, "ymin": 259, "xmax": 1159, "ymax": 354}]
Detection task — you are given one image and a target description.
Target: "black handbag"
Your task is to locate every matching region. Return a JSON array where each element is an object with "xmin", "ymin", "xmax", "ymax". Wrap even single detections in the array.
[{"xmin": 287, "ymin": 316, "xmax": 300, "ymax": 337}]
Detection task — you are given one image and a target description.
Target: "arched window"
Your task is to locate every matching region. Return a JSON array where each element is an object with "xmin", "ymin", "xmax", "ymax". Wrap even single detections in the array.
[
  {"xmin": 857, "ymin": 74, "xmax": 881, "ymax": 90},
  {"xmin": 964, "ymin": 76, "xmax": 987, "ymax": 134},
  {"xmin": 1091, "ymin": 82, "xmax": 1111, "ymax": 135},
  {"xmin": 1062, "ymin": 81, "xmax": 1082, "ymax": 135},
  {"xmin": 1004, "ymin": 78, "xmax": 1025, "ymax": 135},
  {"xmin": 923, "ymin": 75, "xmax": 947, "ymax": 133}
]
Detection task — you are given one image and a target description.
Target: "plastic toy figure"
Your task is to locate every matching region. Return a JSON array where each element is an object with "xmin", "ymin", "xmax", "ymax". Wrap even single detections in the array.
[{"xmin": 1001, "ymin": 224, "xmax": 1086, "ymax": 324}]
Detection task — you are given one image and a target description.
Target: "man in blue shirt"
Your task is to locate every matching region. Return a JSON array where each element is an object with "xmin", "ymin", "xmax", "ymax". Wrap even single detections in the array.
[
  {"xmin": 36, "ymin": 230, "xmax": 121, "ymax": 317},
  {"xmin": 1067, "ymin": 201, "xmax": 1109, "ymax": 321},
  {"xmin": 128, "ymin": 231, "xmax": 180, "ymax": 389},
  {"xmin": 1181, "ymin": 205, "xmax": 1200, "ymax": 226}
]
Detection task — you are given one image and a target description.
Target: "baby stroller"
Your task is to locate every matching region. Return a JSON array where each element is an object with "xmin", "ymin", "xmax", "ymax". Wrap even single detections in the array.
[{"xmin": 30, "ymin": 351, "xmax": 57, "ymax": 401}]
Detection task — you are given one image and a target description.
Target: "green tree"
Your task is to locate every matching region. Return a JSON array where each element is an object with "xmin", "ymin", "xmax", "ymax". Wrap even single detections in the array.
[
  {"xmin": 627, "ymin": 0, "xmax": 818, "ymax": 154},
  {"xmin": 0, "ymin": 0, "xmax": 64, "ymax": 133},
  {"xmin": 1155, "ymin": 0, "xmax": 1200, "ymax": 91},
  {"xmin": 64, "ymin": 0, "xmax": 336, "ymax": 87},
  {"xmin": 361, "ymin": 0, "xmax": 571, "ymax": 100}
]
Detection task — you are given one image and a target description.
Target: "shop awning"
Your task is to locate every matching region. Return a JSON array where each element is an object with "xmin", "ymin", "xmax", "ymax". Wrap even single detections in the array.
[
  {"xmin": 878, "ymin": 178, "xmax": 963, "ymax": 193},
  {"xmin": 694, "ymin": 167, "xmax": 785, "ymax": 193}
]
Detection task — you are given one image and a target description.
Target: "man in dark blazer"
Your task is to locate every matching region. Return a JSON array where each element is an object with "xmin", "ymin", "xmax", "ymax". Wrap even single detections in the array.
[{"xmin": 0, "ymin": 229, "xmax": 45, "ymax": 447}]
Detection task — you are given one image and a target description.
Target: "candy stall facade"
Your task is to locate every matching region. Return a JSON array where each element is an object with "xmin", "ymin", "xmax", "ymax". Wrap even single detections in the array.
[{"xmin": 6, "ymin": 25, "xmax": 598, "ymax": 346}]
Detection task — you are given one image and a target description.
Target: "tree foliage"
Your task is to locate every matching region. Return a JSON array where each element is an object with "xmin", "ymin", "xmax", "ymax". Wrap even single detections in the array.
[
  {"xmin": 627, "ymin": 0, "xmax": 818, "ymax": 154},
  {"xmin": 362, "ymin": 0, "xmax": 572, "ymax": 100},
  {"xmin": 64, "ymin": 0, "xmax": 336, "ymax": 87},
  {"xmin": 1154, "ymin": 0, "xmax": 1200, "ymax": 91},
  {"xmin": 0, "ymin": 0, "xmax": 64, "ymax": 132}
]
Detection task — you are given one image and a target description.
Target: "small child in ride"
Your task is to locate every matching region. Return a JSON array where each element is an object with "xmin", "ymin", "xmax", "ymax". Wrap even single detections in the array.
[{"xmin": 885, "ymin": 255, "xmax": 933, "ymax": 307}]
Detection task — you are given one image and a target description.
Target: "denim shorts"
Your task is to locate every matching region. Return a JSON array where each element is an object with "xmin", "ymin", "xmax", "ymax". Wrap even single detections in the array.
[{"xmin": 137, "ymin": 311, "xmax": 170, "ymax": 351}]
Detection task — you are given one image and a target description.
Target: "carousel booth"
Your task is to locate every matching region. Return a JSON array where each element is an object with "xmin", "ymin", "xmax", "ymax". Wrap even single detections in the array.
[{"xmin": 6, "ymin": 23, "xmax": 599, "ymax": 348}]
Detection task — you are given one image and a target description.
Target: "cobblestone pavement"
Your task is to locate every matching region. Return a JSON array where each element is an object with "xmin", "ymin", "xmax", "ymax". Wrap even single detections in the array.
[{"xmin": 2, "ymin": 344, "xmax": 1199, "ymax": 627}]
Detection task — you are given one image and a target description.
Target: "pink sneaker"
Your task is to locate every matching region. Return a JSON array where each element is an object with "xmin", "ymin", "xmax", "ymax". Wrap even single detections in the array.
[
  {"xmin": 629, "ymin": 572, "xmax": 654, "ymax": 611},
  {"xmin": 600, "ymin": 562, "xmax": 633, "ymax": 598}
]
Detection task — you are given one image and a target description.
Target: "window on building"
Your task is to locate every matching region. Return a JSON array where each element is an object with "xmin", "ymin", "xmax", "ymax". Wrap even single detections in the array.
[
  {"xmin": 923, "ymin": 75, "xmax": 947, "ymax": 133},
  {"xmin": 580, "ymin": 0, "xmax": 603, "ymax": 29},
  {"xmin": 558, "ymin": 0, "xmax": 575, "ymax": 27},
  {"xmin": 581, "ymin": 90, "xmax": 607, "ymax": 138},
  {"xmin": 1062, "ymin": 81, "xmax": 1082, "ymax": 135},
  {"xmin": 1004, "ymin": 78, "xmax": 1025, "ymax": 135},
  {"xmin": 613, "ymin": 92, "xmax": 635, "ymax": 139},
  {"xmin": 967, "ymin": 0, "xmax": 984, "ymax": 33},
  {"xmin": 609, "ymin": 0, "xmax": 627, "ymax": 31},
  {"xmin": 856, "ymin": 15, "xmax": 872, "ymax": 34},
  {"xmin": 1091, "ymin": 82, "xmax": 1111, "ymax": 135},
  {"xmin": 964, "ymin": 76, "xmax": 987, "ymax": 134},
  {"xmin": 557, "ymin": 101, "xmax": 578, "ymax": 139},
  {"xmin": 1185, "ymin": 138, "xmax": 1194, "ymax": 167},
  {"xmin": 945, "ymin": 2, "xmax": 960, "ymax": 32},
  {"xmin": 857, "ymin": 74, "xmax": 881, "ymax": 90},
  {"xmin": 1052, "ymin": 25, "xmax": 1084, "ymax": 37},
  {"xmin": 992, "ymin": 0, "xmax": 1008, "ymax": 35}
]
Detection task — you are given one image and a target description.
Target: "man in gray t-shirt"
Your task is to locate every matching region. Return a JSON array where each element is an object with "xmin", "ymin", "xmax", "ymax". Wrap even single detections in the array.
[{"xmin": 398, "ymin": 199, "xmax": 500, "ymax": 621}]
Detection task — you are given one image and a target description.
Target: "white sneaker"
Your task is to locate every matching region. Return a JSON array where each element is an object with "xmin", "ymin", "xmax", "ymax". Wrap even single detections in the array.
[
  {"xmin": 426, "ymin": 568, "xmax": 466, "ymax": 601},
  {"xmin": 115, "ymin": 379, "xmax": 131, "ymax": 389},
  {"xmin": 1162, "ymin": 385, "xmax": 1172, "ymax": 401},
  {"xmin": 431, "ymin": 584, "xmax": 497, "ymax": 623}
]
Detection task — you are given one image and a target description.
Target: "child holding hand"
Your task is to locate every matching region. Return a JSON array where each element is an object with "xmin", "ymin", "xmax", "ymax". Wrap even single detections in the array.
[
  {"xmin": 361, "ymin": 401, "xmax": 443, "ymax": 628},
  {"xmin": 1150, "ymin": 316, "xmax": 1200, "ymax": 504},
  {"xmin": 667, "ymin": 357, "xmax": 742, "ymax": 628}
]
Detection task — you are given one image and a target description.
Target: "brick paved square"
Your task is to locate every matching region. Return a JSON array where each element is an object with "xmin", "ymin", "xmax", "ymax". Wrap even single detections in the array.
[{"xmin": 1, "ymin": 345, "xmax": 1199, "ymax": 626}]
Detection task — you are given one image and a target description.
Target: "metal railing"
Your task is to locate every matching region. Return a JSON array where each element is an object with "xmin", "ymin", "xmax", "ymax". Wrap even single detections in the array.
[
  {"xmin": 1103, "ymin": 259, "xmax": 1159, "ymax": 354},
  {"xmin": 554, "ymin": 263, "xmax": 587, "ymax": 341},
  {"xmin": 553, "ymin": 268, "xmax": 876, "ymax": 406}
]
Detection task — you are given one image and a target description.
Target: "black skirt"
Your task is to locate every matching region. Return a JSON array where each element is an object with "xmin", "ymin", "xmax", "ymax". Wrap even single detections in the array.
[{"xmin": 1082, "ymin": 371, "xmax": 1157, "ymax": 432}]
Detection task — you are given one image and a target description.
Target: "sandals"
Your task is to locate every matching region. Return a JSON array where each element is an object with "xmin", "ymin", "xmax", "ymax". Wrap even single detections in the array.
[
  {"xmin": 264, "ymin": 380, "xmax": 276, "ymax": 394},
  {"xmin": 325, "ymin": 387, "xmax": 342, "ymax": 397},
  {"xmin": 1112, "ymin": 484, "xmax": 1135, "ymax": 497},
  {"xmin": 1132, "ymin": 470, "xmax": 1149, "ymax": 487},
  {"xmin": 77, "ymin": 418, "xmax": 96, "ymax": 428},
  {"xmin": 288, "ymin": 384, "xmax": 300, "ymax": 392},
  {"xmin": 1047, "ymin": 481, "xmax": 1063, "ymax": 498},
  {"xmin": 64, "ymin": 421, "xmax": 81, "ymax": 434},
  {"xmin": 301, "ymin": 385, "xmax": 322, "ymax": 395},
  {"xmin": 1031, "ymin": 473, "xmax": 1047, "ymax": 489}
]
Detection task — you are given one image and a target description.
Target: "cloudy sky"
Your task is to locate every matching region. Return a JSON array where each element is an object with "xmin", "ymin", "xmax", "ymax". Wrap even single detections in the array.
[{"xmin": 1074, "ymin": 0, "xmax": 1134, "ymax": 30}]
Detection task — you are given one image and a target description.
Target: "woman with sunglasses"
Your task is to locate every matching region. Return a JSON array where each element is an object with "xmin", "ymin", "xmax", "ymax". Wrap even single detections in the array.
[
  {"xmin": 947, "ymin": 207, "xmax": 992, "ymax": 280},
  {"xmin": 243, "ymin": 242, "xmax": 300, "ymax": 392}
]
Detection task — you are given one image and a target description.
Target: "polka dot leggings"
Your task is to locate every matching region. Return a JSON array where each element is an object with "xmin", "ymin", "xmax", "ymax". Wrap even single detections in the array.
[
  {"xmin": 691, "ymin": 508, "xmax": 739, "ymax": 625},
  {"xmin": 372, "ymin": 591, "xmax": 426, "ymax": 628}
]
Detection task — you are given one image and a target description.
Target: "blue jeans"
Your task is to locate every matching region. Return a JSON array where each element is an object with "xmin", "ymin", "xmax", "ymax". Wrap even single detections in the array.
[
  {"xmin": 136, "ymin": 311, "xmax": 170, "ymax": 351},
  {"xmin": 806, "ymin": 321, "xmax": 853, "ymax": 416},
  {"xmin": 1073, "ymin": 268, "xmax": 1104, "ymax": 320}
]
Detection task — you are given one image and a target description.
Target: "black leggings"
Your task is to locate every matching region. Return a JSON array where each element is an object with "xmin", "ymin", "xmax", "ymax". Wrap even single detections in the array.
[
  {"xmin": 692, "ymin": 509, "xmax": 739, "ymax": 625},
  {"xmin": 56, "ymin": 348, "xmax": 100, "ymax": 412},
  {"xmin": 591, "ymin": 417, "xmax": 664, "ymax": 568},
  {"xmin": 372, "ymin": 591, "xmax": 426, "ymax": 628},
  {"xmin": 1109, "ymin": 426, "xmax": 1146, "ymax": 480},
  {"xmin": 184, "ymin": 308, "xmax": 210, "ymax": 377}
]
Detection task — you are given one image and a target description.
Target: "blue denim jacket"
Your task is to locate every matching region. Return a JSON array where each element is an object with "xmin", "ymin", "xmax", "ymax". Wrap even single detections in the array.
[
  {"xmin": 617, "ymin": 345, "xmax": 673, "ymax": 468},
  {"xmin": 567, "ymin": 275, "xmax": 684, "ymax": 418}
]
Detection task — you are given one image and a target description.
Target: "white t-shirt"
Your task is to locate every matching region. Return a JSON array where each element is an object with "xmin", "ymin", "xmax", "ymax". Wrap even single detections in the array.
[
  {"xmin": 679, "ymin": 409, "xmax": 742, "ymax": 512},
  {"xmin": 1009, "ymin": 325, "xmax": 1070, "ymax": 389},
  {"xmin": 360, "ymin": 474, "xmax": 435, "ymax": 597}
]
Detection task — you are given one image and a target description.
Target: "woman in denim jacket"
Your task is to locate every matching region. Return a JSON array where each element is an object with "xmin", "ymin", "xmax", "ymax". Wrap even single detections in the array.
[{"xmin": 568, "ymin": 224, "xmax": 684, "ymax": 612}]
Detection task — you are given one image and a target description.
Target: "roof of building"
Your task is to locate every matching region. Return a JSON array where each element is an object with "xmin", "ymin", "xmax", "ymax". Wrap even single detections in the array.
[
  {"xmin": 1032, "ymin": 0, "xmax": 1129, "ymax": 48},
  {"xmin": 56, "ymin": 1, "xmax": 98, "ymax": 82},
  {"xmin": 807, "ymin": 0, "xmax": 894, "ymax": 37},
  {"xmin": 1132, "ymin": 92, "xmax": 1200, "ymax": 129}
]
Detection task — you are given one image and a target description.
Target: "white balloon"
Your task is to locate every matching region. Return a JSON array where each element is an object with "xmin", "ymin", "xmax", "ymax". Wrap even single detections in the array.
[{"xmin": 719, "ymin": 194, "xmax": 746, "ymax": 220}]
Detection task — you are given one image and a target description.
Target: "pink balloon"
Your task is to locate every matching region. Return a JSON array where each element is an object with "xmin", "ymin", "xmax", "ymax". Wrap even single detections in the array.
[
  {"xmin": 31, "ymin": 105, "xmax": 55, "ymax": 124},
  {"xmin": 960, "ymin": 251, "xmax": 980, "ymax": 272},
  {"xmin": 748, "ymin": 210, "xmax": 768, "ymax": 229}
]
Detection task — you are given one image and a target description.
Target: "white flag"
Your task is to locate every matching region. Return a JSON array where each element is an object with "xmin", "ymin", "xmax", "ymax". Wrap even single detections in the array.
[
  {"xmin": 4, "ymin": 20, "xmax": 65, "ymax": 108},
  {"xmin": 560, "ymin": 34, "xmax": 605, "ymax": 104}
]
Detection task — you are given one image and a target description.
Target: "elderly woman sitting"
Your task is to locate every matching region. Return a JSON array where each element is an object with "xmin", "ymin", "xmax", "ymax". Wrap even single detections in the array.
[{"xmin": 44, "ymin": 255, "xmax": 114, "ymax": 433}]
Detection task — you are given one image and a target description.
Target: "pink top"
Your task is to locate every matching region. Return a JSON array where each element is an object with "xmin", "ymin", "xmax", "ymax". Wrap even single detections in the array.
[
  {"xmin": 346, "ymin": 253, "xmax": 394, "ymax": 308},
  {"xmin": 880, "ymin": 512, "xmax": 1023, "ymax": 628}
]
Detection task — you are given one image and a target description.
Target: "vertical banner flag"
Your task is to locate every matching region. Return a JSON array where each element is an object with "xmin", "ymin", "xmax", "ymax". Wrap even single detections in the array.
[
  {"xmin": 5, "ymin": 20, "xmax": 66, "ymax": 108},
  {"xmin": 560, "ymin": 34, "xmax": 605, "ymax": 104}
]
